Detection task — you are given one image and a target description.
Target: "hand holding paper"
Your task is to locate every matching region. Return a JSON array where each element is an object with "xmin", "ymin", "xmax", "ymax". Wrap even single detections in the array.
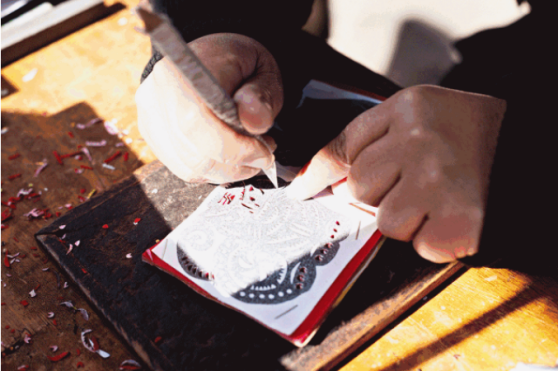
[{"xmin": 286, "ymin": 85, "xmax": 506, "ymax": 263}]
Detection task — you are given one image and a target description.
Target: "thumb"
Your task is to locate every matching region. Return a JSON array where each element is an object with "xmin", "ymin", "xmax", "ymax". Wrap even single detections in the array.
[
  {"xmin": 285, "ymin": 136, "xmax": 351, "ymax": 200},
  {"xmin": 234, "ymin": 74, "xmax": 283, "ymax": 136}
]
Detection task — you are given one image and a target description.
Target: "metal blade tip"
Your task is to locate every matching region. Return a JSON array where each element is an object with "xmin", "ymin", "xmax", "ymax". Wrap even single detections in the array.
[{"xmin": 263, "ymin": 163, "xmax": 278, "ymax": 188}]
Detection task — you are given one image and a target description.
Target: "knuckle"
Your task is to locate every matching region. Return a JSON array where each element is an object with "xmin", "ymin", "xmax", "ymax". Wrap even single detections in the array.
[
  {"xmin": 405, "ymin": 126, "xmax": 435, "ymax": 144},
  {"xmin": 419, "ymin": 155, "xmax": 444, "ymax": 186},
  {"xmin": 395, "ymin": 85, "xmax": 434, "ymax": 123},
  {"xmin": 346, "ymin": 176, "xmax": 370, "ymax": 205},
  {"xmin": 377, "ymin": 211, "xmax": 413, "ymax": 242},
  {"xmin": 376, "ymin": 209, "xmax": 397, "ymax": 238},
  {"xmin": 326, "ymin": 130, "xmax": 352, "ymax": 171}
]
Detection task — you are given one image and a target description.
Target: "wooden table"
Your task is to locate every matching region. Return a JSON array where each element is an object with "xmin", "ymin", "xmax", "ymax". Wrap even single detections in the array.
[{"xmin": 1, "ymin": 0, "xmax": 557, "ymax": 370}]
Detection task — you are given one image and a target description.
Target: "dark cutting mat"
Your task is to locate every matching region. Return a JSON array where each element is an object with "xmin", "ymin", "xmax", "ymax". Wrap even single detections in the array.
[{"xmin": 36, "ymin": 160, "xmax": 463, "ymax": 370}]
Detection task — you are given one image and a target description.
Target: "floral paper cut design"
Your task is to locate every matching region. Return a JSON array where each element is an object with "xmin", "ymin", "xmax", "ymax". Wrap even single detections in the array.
[{"xmin": 176, "ymin": 186, "xmax": 353, "ymax": 304}]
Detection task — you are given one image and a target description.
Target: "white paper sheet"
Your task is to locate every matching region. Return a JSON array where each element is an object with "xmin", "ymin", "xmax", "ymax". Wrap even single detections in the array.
[{"xmin": 152, "ymin": 185, "xmax": 379, "ymax": 336}]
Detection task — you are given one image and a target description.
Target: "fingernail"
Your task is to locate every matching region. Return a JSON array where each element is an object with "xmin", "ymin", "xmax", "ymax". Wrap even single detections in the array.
[
  {"xmin": 297, "ymin": 161, "xmax": 311, "ymax": 177},
  {"xmin": 331, "ymin": 180, "xmax": 360, "ymax": 203},
  {"xmin": 417, "ymin": 247, "xmax": 443, "ymax": 263},
  {"xmin": 245, "ymin": 154, "xmax": 272, "ymax": 169},
  {"xmin": 284, "ymin": 177, "xmax": 308, "ymax": 201},
  {"xmin": 467, "ymin": 247, "xmax": 478, "ymax": 256},
  {"xmin": 236, "ymin": 89, "xmax": 273, "ymax": 134},
  {"xmin": 454, "ymin": 247, "xmax": 467, "ymax": 259},
  {"xmin": 283, "ymin": 161, "xmax": 311, "ymax": 200}
]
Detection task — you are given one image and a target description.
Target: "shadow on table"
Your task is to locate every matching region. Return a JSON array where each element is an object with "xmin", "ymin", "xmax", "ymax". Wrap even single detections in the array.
[{"xmin": 1, "ymin": 75, "xmax": 18, "ymax": 99}]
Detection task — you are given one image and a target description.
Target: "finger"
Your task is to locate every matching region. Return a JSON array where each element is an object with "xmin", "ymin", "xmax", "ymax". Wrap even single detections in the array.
[
  {"xmin": 413, "ymin": 206, "xmax": 484, "ymax": 263},
  {"xmin": 136, "ymin": 74, "xmax": 202, "ymax": 181},
  {"xmin": 285, "ymin": 103, "xmax": 391, "ymax": 201},
  {"xmin": 234, "ymin": 78, "xmax": 283, "ymax": 135},
  {"xmin": 153, "ymin": 58, "xmax": 275, "ymax": 170},
  {"xmin": 331, "ymin": 179, "xmax": 360, "ymax": 203},
  {"xmin": 203, "ymin": 162, "xmax": 262, "ymax": 184},
  {"xmin": 376, "ymin": 179, "xmax": 428, "ymax": 242},
  {"xmin": 168, "ymin": 120, "xmax": 263, "ymax": 183},
  {"xmin": 190, "ymin": 34, "xmax": 284, "ymax": 135},
  {"xmin": 187, "ymin": 34, "xmax": 255, "ymax": 93},
  {"xmin": 284, "ymin": 142, "xmax": 351, "ymax": 201},
  {"xmin": 139, "ymin": 95, "xmax": 260, "ymax": 184},
  {"xmin": 342, "ymin": 102, "xmax": 392, "ymax": 161},
  {"xmin": 346, "ymin": 137, "xmax": 401, "ymax": 207},
  {"xmin": 157, "ymin": 56, "xmax": 275, "ymax": 170}
]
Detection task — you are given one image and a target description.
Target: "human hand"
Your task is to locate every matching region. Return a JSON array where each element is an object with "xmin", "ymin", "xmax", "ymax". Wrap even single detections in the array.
[
  {"xmin": 286, "ymin": 85, "xmax": 506, "ymax": 263},
  {"xmin": 136, "ymin": 33, "xmax": 283, "ymax": 183}
]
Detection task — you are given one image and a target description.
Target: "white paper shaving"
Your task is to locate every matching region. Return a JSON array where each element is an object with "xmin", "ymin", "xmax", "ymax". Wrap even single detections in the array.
[
  {"xmin": 77, "ymin": 308, "xmax": 89, "ymax": 321},
  {"xmin": 120, "ymin": 359, "xmax": 141, "ymax": 370},
  {"xmin": 76, "ymin": 118, "xmax": 102, "ymax": 130},
  {"xmin": 22, "ymin": 68, "xmax": 38, "ymax": 82},
  {"xmin": 85, "ymin": 140, "xmax": 107, "ymax": 147},
  {"xmin": 97, "ymin": 349, "xmax": 111, "ymax": 358},
  {"xmin": 104, "ymin": 119, "xmax": 119, "ymax": 135},
  {"xmin": 60, "ymin": 301, "xmax": 74, "ymax": 308}
]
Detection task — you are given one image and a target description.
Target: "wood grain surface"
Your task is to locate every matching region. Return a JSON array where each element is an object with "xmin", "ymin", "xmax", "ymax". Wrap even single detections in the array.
[{"xmin": 1, "ymin": 0, "xmax": 557, "ymax": 370}]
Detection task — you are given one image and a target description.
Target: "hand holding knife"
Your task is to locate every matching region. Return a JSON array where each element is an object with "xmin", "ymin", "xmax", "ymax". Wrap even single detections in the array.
[{"xmin": 135, "ymin": 5, "xmax": 279, "ymax": 188}]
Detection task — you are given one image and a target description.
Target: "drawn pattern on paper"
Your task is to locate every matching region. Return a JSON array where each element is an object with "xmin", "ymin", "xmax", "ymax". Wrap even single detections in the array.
[{"xmin": 176, "ymin": 185, "xmax": 353, "ymax": 304}]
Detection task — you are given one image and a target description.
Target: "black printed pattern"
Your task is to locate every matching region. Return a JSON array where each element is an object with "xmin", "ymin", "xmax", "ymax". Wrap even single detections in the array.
[{"xmin": 175, "ymin": 184, "xmax": 354, "ymax": 305}]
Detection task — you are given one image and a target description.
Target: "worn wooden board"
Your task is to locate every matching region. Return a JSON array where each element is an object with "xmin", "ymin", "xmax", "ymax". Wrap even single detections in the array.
[
  {"xmin": 36, "ymin": 160, "xmax": 463, "ymax": 370},
  {"xmin": 1, "ymin": 0, "xmax": 122, "ymax": 66}
]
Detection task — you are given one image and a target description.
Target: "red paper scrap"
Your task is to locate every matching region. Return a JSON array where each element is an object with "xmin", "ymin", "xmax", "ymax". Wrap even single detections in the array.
[
  {"xmin": 103, "ymin": 151, "xmax": 121, "ymax": 164},
  {"xmin": 53, "ymin": 151, "xmax": 63, "ymax": 165},
  {"xmin": 47, "ymin": 351, "xmax": 69, "ymax": 362}
]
